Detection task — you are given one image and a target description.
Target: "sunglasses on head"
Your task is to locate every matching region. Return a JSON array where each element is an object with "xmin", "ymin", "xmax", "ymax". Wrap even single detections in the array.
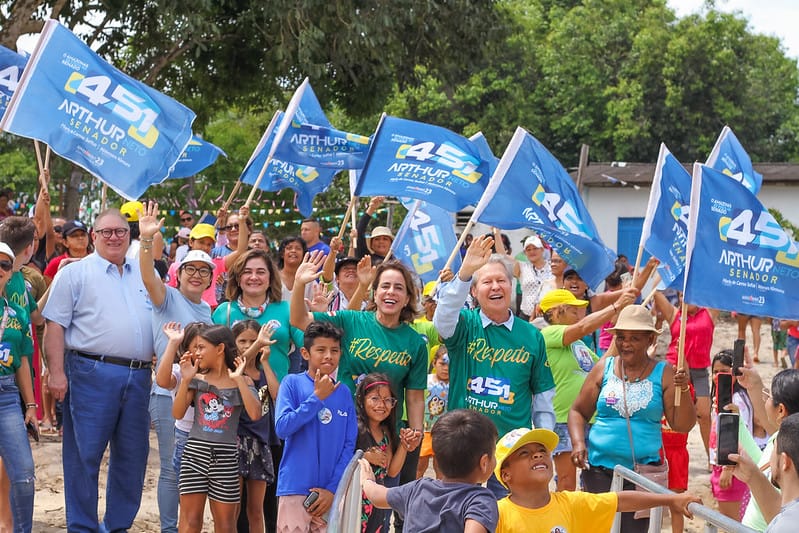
[{"xmin": 0, "ymin": 260, "xmax": 12, "ymax": 272}]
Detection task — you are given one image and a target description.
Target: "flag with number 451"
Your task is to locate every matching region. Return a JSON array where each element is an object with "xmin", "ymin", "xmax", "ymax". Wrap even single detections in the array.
[
  {"xmin": 684, "ymin": 164, "xmax": 799, "ymax": 319},
  {"xmin": 0, "ymin": 20, "xmax": 195, "ymax": 199},
  {"xmin": 354, "ymin": 114, "xmax": 492, "ymax": 212}
]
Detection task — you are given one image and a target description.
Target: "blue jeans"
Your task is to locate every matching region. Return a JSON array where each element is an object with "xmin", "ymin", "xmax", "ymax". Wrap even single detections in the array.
[
  {"xmin": 63, "ymin": 353, "xmax": 151, "ymax": 533},
  {"xmin": 149, "ymin": 393, "xmax": 178, "ymax": 533},
  {"xmin": 0, "ymin": 375, "xmax": 34, "ymax": 532},
  {"xmin": 173, "ymin": 427, "xmax": 189, "ymax": 479},
  {"xmin": 788, "ymin": 335, "xmax": 799, "ymax": 367}
]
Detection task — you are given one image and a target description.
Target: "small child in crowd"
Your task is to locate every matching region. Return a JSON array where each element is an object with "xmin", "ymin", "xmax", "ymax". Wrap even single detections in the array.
[
  {"xmin": 172, "ymin": 324, "xmax": 263, "ymax": 532},
  {"xmin": 154, "ymin": 321, "xmax": 206, "ymax": 479},
  {"xmin": 361, "ymin": 409, "xmax": 499, "ymax": 533},
  {"xmin": 275, "ymin": 321, "xmax": 357, "ymax": 533},
  {"xmin": 416, "ymin": 345, "xmax": 450, "ymax": 480},
  {"xmin": 493, "ymin": 427, "xmax": 701, "ymax": 533},
  {"xmin": 232, "ymin": 319, "xmax": 281, "ymax": 533},
  {"xmin": 356, "ymin": 373, "xmax": 411, "ymax": 532}
]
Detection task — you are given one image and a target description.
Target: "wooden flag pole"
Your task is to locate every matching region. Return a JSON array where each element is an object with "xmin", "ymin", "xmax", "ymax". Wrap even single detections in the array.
[
  {"xmin": 674, "ymin": 300, "xmax": 688, "ymax": 406},
  {"xmin": 338, "ymin": 197, "xmax": 357, "ymax": 240},
  {"xmin": 631, "ymin": 244, "xmax": 644, "ymax": 284},
  {"xmin": 442, "ymin": 219, "xmax": 475, "ymax": 273},
  {"xmin": 215, "ymin": 181, "xmax": 242, "ymax": 227},
  {"xmin": 44, "ymin": 145, "xmax": 51, "ymax": 172},
  {"xmin": 640, "ymin": 271, "xmax": 662, "ymax": 306},
  {"xmin": 34, "ymin": 141, "xmax": 44, "ymax": 173},
  {"xmin": 100, "ymin": 183, "xmax": 108, "ymax": 211}
]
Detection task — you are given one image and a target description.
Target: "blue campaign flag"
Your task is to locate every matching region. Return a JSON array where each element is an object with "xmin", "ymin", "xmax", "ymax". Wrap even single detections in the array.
[
  {"xmin": 683, "ymin": 164, "xmax": 799, "ymax": 319},
  {"xmin": 640, "ymin": 143, "xmax": 692, "ymax": 289},
  {"xmin": 0, "ymin": 20, "xmax": 194, "ymax": 199},
  {"xmin": 392, "ymin": 199, "xmax": 461, "ymax": 284},
  {"xmin": 269, "ymin": 81, "xmax": 371, "ymax": 169},
  {"xmin": 472, "ymin": 126, "xmax": 615, "ymax": 288},
  {"xmin": 706, "ymin": 125, "xmax": 763, "ymax": 195},
  {"xmin": 272, "ymin": 121, "xmax": 371, "ymax": 170},
  {"xmin": 0, "ymin": 45, "xmax": 27, "ymax": 118},
  {"xmin": 354, "ymin": 114, "xmax": 491, "ymax": 212},
  {"xmin": 166, "ymin": 135, "xmax": 226, "ymax": 179},
  {"xmin": 469, "ymin": 131, "xmax": 499, "ymax": 180},
  {"xmin": 240, "ymin": 111, "xmax": 339, "ymax": 217}
]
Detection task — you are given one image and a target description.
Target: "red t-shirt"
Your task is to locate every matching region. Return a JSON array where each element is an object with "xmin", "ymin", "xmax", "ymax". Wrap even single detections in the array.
[
  {"xmin": 43, "ymin": 252, "xmax": 70, "ymax": 280},
  {"xmin": 666, "ymin": 308, "xmax": 714, "ymax": 369}
]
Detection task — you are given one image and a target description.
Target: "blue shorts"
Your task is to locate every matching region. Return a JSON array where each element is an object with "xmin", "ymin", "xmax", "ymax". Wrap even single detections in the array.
[{"xmin": 553, "ymin": 422, "xmax": 590, "ymax": 455}]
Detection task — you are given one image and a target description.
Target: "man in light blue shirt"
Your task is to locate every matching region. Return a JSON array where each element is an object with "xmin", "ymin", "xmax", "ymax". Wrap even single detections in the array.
[{"xmin": 43, "ymin": 209, "xmax": 154, "ymax": 533}]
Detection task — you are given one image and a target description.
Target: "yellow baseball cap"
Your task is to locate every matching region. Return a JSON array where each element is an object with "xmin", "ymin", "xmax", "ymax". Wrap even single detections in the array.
[
  {"xmin": 189, "ymin": 223, "xmax": 216, "ymax": 241},
  {"xmin": 539, "ymin": 288, "xmax": 589, "ymax": 313},
  {"xmin": 120, "ymin": 201, "xmax": 144, "ymax": 222},
  {"xmin": 494, "ymin": 427, "xmax": 559, "ymax": 488}
]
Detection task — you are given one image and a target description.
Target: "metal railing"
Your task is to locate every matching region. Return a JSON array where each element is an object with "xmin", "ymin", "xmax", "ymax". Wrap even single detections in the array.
[
  {"xmin": 328, "ymin": 449, "xmax": 364, "ymax": 533},
  {"xmin": 610, "ymin": 465, "xmax": 758, "ymax": 533}
]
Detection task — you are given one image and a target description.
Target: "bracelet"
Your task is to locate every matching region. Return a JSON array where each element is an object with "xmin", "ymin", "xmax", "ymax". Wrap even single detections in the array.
[
  {"xmin": 25, "ymin": 403, "xmax": 37, "ymax": 409},
  {"xmin": 680, "ymin": 385, "xmax": 690, "ymax": 393},
  {"xmin": 140, "ymin": 237, "xmax": 155, "ymax": 243},
  {"xmin": 611, "ymin": 303, "xmax": 617, "ymax": 313}
]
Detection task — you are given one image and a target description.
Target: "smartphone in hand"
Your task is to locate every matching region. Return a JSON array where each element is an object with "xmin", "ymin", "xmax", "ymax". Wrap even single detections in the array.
[
  {"xmin": 716, "ymin": 412, "xmax": 739, "ymax": 466},
  {"xmin": 716, "ymin": 372, "xmax": 733, "ymax": 412},
  {"xmin": 303, "ymin": 490, "xmax": 319, "ymax": 509}
]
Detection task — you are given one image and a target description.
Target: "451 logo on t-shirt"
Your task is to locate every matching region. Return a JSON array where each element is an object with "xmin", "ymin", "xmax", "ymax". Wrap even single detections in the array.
[
  {"xmin": 468, "ymin": 376, "xmax": 514, "ymax": 405},
  {"xmin": 0, "ymin": 343, "xmax": 11, "ymax": 366}
]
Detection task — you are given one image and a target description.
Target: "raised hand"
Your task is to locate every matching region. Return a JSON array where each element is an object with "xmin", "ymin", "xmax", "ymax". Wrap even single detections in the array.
[
  {"xmin": 239, "ymin": 204, "xmax": 250, "ymax": 219},
  {"xmin": 306, "ymin": 282, "xmax": 334, "ymax": 312},
  {"xmin": 459, "ymin": 234, "xmax": 495, "ymax": 280},
  {"xmin": 138, "ymin": 200, "xmax": 164, "ymax": 238},
  {"xmin": 313, "ymin": 368, "xmax": 338, "ymax": 400},
  {"xmin": 329, "ymin": 236, "xmax": 343, "ymax": 255},
  {"xmin": 229, "ymin": 355, "xmax": 247, "ymax": 380},
  {"xmin": 295, "ymin": 251, "xmax": 326, "ymax": 285},
  {"xmin": 367, "ymin": 196, "xmax": 385, "ymax": 215},
  {"xmin": 162, "ymin": 321, "xmax": 185, "ymax": 343},
  {"xmin": 179, "ymin": 351, "xmax": 198, "ymax": 381},
  {"xmin": 356, "ymin": 255, "xmax": 376, "ymax": 286}
]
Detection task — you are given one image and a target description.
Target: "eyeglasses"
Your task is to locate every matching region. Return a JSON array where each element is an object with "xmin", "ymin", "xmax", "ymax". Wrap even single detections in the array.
[
  {"xmin": 366, "ymin": 396, "xmax": 398, "ymax": 408},
  {"xmin": 762, "ymin": 387, "xmax": 772, "ymax": 401},
  {"xmin": 180, "ymin": 216, "xmax": 193, "ymax": 222},
  {"xmin": 181, "ymin": 265, "xmax": 213, "ymax": 279},
  {"xmin": 221, "ymin": 224, "xmax": 238, "ymax": 232},
  {"xmin": 0, "ymin": 260, "xmax": 12, "ymax": 272},
  {"xmin": 94, "ymin": 227, "xmax": 129, "ymax": 239}
]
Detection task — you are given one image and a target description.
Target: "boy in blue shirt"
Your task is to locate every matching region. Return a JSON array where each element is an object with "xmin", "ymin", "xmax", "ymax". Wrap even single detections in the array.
[{"xmin": 275, "ymin": 321, "xmax": 357, "ymax": 532}]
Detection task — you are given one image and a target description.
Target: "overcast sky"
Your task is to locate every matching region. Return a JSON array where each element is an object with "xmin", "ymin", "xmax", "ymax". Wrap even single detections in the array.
[{"xmin": 668, "ymin": 0, "xmax": 798, "ymax": 59}]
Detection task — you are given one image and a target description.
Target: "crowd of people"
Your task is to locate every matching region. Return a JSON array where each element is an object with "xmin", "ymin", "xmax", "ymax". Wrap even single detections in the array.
[{"xmin": 0, "ymin": 184, "xmax": 796, "ymax": 533}]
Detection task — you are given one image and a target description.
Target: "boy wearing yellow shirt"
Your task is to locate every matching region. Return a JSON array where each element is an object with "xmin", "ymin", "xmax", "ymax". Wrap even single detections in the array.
[{"xmin": 494, "ymin": 428, "xmax": 701, "ymax": 533}]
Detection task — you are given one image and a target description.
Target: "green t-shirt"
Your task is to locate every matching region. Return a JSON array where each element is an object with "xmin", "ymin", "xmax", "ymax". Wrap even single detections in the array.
[
  {"xmin": 313, "ymin": 310, "xmax": 427, "ymax": 416},
  {"xmin": 5, "ymin": 271, "xmax": 36, "ymax": 316},
  {"xmin": 0, "ymin": 300, "xmax": 33, "ymax": 376},
  {"xmin": 541, "ymin": 324, "xmax": 599, "ymax": 423},
  {"xmin": 213, "ymin": 300, "xmax": 304, "ymax": 381},
  {"xmin": 443, "ymin": 309, "xmax": 555, "ymax": 437},
  {"xmin": 411, "ymin": 318, "xmax": 440, "ymax": 367}
]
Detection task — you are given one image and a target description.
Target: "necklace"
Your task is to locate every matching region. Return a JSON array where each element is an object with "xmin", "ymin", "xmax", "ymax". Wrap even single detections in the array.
[{"xmin": 621, "ymin": 358, "xmax": 651, "ymax": 383}]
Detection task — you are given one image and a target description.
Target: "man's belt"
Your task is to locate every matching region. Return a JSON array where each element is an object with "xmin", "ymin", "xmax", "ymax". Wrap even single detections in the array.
[{"xmin": 74, "ymin": 351, "xmax": 152, "ymax": 370}]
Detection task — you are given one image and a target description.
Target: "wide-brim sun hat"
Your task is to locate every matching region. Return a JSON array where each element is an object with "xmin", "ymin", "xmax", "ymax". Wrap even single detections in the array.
[
  {"xmin": 494, "ymin": 427, "xmax": 559, "ymax": 488},
  {"xmin": 367, "ymin": 226, "xmax": 394, "ymax": 252},
  {"xmin": 539, "ymin": 288, "xmax": 589, "ymax": 313},
  {"xmin": 606, "ymin": 304, "xmax": 662, "ymax": 334}
]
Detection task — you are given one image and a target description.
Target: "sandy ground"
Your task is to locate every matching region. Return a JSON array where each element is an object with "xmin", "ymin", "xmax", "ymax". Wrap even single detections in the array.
[{"xmin": 30, "ymin": 315, "xmax": 778, "ymax": 531}]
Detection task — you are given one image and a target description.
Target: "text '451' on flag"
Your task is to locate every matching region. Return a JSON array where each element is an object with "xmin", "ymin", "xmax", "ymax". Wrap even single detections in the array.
[
  {"xmin": 684, "ymin": 164, "xmax": 799, "ymax": 319},
  {"xmin": 0, "ymin": 20, "xmax": 195, "ymax": 199},
  {"xmin": 355, "ymin": 114, "xmax": 492, "ymax": 213},
  {"xmin": 392, "ymin": 199, "xmax": 461, "ymax": 284},
  {"xmin": 473, "ymin": 126, "xmax": 615, "ymax": 289}
]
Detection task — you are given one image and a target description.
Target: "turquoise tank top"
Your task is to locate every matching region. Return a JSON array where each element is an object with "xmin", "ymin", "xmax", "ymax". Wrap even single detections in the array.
[{"xmin": 588, "ymin": 356, "xmax": 665, "ymax": 470}]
